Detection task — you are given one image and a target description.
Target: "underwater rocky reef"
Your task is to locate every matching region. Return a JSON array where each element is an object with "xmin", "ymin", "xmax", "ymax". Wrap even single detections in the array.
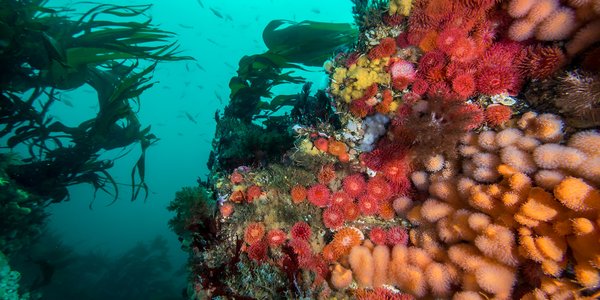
[{"xmin": 170, "ymin": 0, "xmax": 600, "ymax": 299}]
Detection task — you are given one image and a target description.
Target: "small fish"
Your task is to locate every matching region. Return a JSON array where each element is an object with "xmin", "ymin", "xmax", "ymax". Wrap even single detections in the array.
[
  {"xmin": 162, "ymin": 85, "xmax": 171, "ymax": 90},
  {"xmin": 177, "ymin": 132, "xmax": 184, "ymax": 136},
  {"xmin": 209, "ymin": 7, "xmax": 223, "ymax": 19},
  {"xmin": 184, "ymin": 112, "xmax": 198, "ymax": 124},
  {"xmin": 196, "ymin": 0, "xmax": 204, "ymax": 8},
  {"xmin": 195, "ymin": 62, "xmax": 205, "ymax": 71},
  {"xmin": 197, "ymin": 85, "xmax": 204, "ymax": 89},
  {"xmin": 185, "ymin": 63, "xmax": 190, "ymax": 72},
  {"xmin": 225, "ymin": 14, "xmax": 233, "ymax": 21},
  {"xmin": 310, "ymin": 8, "xmax": 320, "ymax": 14},
  {"xmin": 214, "ymin": 91, "xmax": 223, "ymax": 104},
  {"xmin": 60, "ymin": 96, "xmax": 74, "ymax": 108},
  {"xmin": 178, "ymin": 23, "xmax": 193, "ymax": 29},
  {"xmin": 206, "ymin": 38, "xmax": 220, "ymax": 45},
  {"xmin": 224, "ymin": 62, "xmax": 235, "ymax": 69}
]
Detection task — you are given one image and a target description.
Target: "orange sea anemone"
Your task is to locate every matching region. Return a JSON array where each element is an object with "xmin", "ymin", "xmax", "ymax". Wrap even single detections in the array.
[
  {"xmin": 328, "ymin": 140, "xmax": 347, "ymax": 157},
  {"xmin": 318, "ymin": 164, "xmax": 336, "ymax": 184},
  {"xmin": 359, "ymin": 194, "xmax": 380, "ymax": 216},
  {"xmin": 219, "ymin": 203, "xmax": 234, "ymax": 218},
  {"xmin": 343, "ymin": 201, "xmax": 361, "ymax": 221},
  {"xmin": 246, "ymin": 185, "xmax": 262, "ymax": 203},
  {"xmin": 244, "ymin": 222, "xmax": 266, "ymax": 245},
  {"xmin": 290, "ymin": 185, "xmax": 307, "ymax": 204},
  {"xmin": 368, "ymin": 37, "xmax": 398, "ymax": 59},
  {"xmin": 332, "ymin": 227, "xmax": 364, "ymax": 256}
]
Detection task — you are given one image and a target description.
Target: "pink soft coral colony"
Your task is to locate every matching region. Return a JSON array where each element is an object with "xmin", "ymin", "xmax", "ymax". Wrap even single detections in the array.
[{"xmin": 190, "ymin": 0, "xmax": 600, "ymax": 299}]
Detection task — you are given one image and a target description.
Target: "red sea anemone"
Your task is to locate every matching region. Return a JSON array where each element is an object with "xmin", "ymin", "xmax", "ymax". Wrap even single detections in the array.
[
  {"xmin": 485, "ymin": 105, "xmax": 512, "ymax": 126},
  {"xmin": 247, "ymin": 239, "xmax": 268, "ymax": 262},
  {"xmin": 476, "ymin": 66, "xmax": 517, "ymax": 95},
  {"xmin": 411, "ymin": 78, "xmax": 429, "ymax": 96},
  {"xmin": 343, "ymin": 174, "xmax": 367, "ymax": 198},
  {"xmin": 436, "ymin": 27, "xmax": 464, "ymax": 55},
  {"xmin": 350, "ymin": 98, "xmax": 372, "ymax": 118},
  {"xmin": 343, "ymin": 201, "xmax": 361, "ymax": 221},
  {"xmin": 230, "ymin": 171, "xmax": 244, "ymax": 184},
  {"xmin": 368, "ymin": 37, "xmax": 398, "ymax": 60},
  {"xmin": 244, "ymin": 222, "xmax": 266, "ymax": 245},
  {"xmin": 323, "ymin": 206, "xmax": 345, "ymax": 229},
  {"xmin": 358, "ymin": 194, "xmax": 380, "ymax": 215},
  {"xmin": 267, "ymin": 229, "xmax": 287, "ymax": 247},
  {"xmin": 383, "ymin": 13, "xmax": 404, "ymax": 26},
  {"xmin": 367, "ymin": 176, "xmax": 393, "ymax": 201},
  {"xmin": 291, "ymin": 221, "xmax": 312, "ymax": 240},
  {"xmin": 369, "ymin": 227, "xmax": 388, "ymax": 245},
  {"xmin": 520, "ymin": 45, "xmax": 565, "ymax": 79},
  {"xmin": 288, "ymin": 239, "xmax": 312, "ymax": 262},
  {"xmin": 313, "ymin": 137, "xmax": 329, "ymax": 152},
  {"xmin": 330, "ymin": 191, "xmax": 352, "ymax": 207},
  {"xmin": 307, "ymin": 184, "xmax": 330, "ymax": 207},
  {"xmin": 452, "ymin": 73, "xmax": 476, "ymax": 99},
  {"xmin": 448, "ymin": 36, "xmax": 477, "ymax": 62},
  {"xmin": 387, "ymin": 226, "xmax": 409, "ymax": 246},
  {"xmin": 418, "ymin": 50, "xmax": 447, "ymax": 72}
]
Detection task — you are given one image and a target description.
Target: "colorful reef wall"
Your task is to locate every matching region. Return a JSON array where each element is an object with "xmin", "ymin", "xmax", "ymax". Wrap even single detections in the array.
[{"xmin": 170, "ymin": 0, "xmax": 600, "ymax": 299}]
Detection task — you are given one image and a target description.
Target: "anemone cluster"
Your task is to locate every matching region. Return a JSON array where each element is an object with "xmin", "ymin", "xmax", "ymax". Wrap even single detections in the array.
[{"xmin": 178, "ymin": 1, "xmax": 600, "ymax": 299}]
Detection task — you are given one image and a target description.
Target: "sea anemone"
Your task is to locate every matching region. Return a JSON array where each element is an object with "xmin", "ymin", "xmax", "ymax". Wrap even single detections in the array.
[
  {"xmin": 485, "ymin": 105, "xmax": 512, "ymax": 127},
  {"xmin": 451, "ymin": 73, "xmax": 476, "ymax": 99},
  {"xmin": 343, "ymin": 201, "xmax": 361, "ymax": 221},
  {"xmin": 387, "ymin": 226, "xmax": 409, "ymax": 246},
  {"xmin": 267, "ymin": 229, "xmax": 287, "ymax": 247},
  {"xmin": 291, "ymin": 221, "xmax": 312, "ymax": 240},
  {"xmin": 520, "ymin": 45, "xmax": 565, "ymax": 79},
  {"xmin": 230, "ymin": 171, "xmax": 244, "ymax": 184},
  {"xmin": 358, "ymin": 194, "xmax": 380, "ymax": 216},
  {"xmin": 332, "ymin": 227, "xmax": 364, "ymax": 256},
  {"xmin": 367, "ymin": 176, "xmax": 393, "ymax": 201},
  {"xmin": 318, "ymin": 164, "xmax": 336, "ymax": 184},
  {"xmin": 411, "ymin": 78, "xmax": 429, "ymax": 95},
  {"xmin": 379, "ymin": 200, "xmax": 396, "ymax": 220},
  {"xmin": 247, "ymin": 240, "xmax": 268, "ymax": 262},
  {"xmin": 369, "ymin": 227, "xmax": 388, "ymax": 245},
  {"xmin": 220, "ymin": 203, "xmax": 234, "ymax": 218},
  {"xmin": 476, "ymin": 66, "xmax": 518, "ymax": 95},
  {"xmin": 314, "ymin": 137, "xmax": 329, "ymax": 152},
  {"xmin": 290, "ymin": 185, "xmax": 307, "ymax": 204},
  {"xmin": 244, "ymin": 222, "xmax": 266, "ymax": 245},
  {"xmin": 330, "ymin": 191, "xmax": 352, "ymax": 207},
  {"xmin": 323, "ymin": 206, "xmax": 345, "ymax": 229},
  {"xmin": 343, "ymin": 174, "xmax": 367, "ymax": 198},
  {"xmin": 368, "ymin": 37, "xmax": 398, "ymax": 60},
  {"xmin": 307, "ymin": 184, "xmax": 331, "ymax": 207},
  {"xmin": 246, "ymin": 185, "xmax": 262, "ymax": 203}
]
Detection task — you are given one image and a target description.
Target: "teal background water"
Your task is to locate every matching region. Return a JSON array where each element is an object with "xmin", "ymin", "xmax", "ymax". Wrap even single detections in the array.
[{"xmin": 37, "ymin": 0, "xmax": 353, "ymax": 297}]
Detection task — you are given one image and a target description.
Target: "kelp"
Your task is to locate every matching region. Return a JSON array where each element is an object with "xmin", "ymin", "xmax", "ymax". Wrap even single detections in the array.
[
  {"xmin": 0, "ymin": 1, "xmax": 188, "ymax": 205},
  {"xmin": 262, "ymin": 20, "xmax": 358, "ymax": 67}
]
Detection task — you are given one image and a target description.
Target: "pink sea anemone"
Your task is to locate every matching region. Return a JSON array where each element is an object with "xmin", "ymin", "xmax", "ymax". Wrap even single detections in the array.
[
  {"xmin": 291, "ymin": 221, "xmax": 312, "ymax": 240},
  {"xmin": 307, "ymin": 184, "xmax": 330, "ymax": 207}
]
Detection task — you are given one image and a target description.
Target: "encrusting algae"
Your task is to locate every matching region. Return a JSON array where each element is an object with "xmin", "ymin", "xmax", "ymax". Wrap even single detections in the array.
[{"xmin": 172, "ymin": 0, "xmax": 600, "ymax": 299}]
